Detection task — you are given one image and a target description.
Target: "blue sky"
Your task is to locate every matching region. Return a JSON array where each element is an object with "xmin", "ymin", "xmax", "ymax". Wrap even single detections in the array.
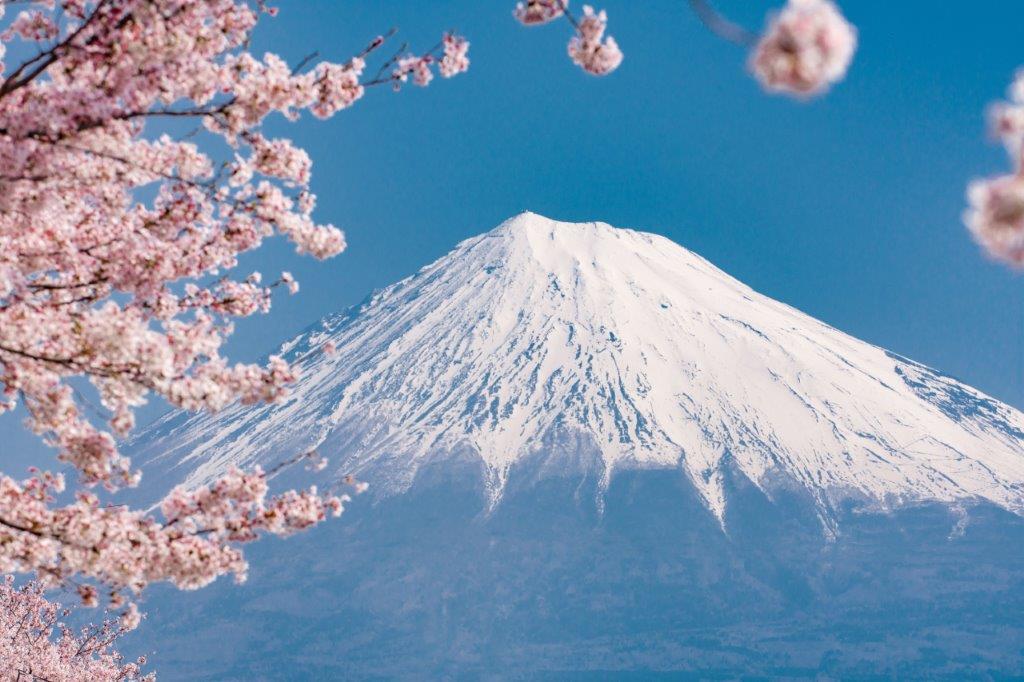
[{"xmin": 5, "ymin": 0, "xmax": 1024, "ymax": 464}]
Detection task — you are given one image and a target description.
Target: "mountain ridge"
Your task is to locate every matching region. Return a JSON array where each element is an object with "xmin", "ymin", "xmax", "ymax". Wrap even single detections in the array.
[{"xmin": 131, "ymin": 212, "xmax": 1024, "ymax": 528}]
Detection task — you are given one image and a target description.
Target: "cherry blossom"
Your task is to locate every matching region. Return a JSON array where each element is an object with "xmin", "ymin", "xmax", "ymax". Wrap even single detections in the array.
[
  {"xmin": 0, "ymin": 0, "xmax": 466, "ymax": 618},
  {"xmin": 513, "ymin": 0, "xmax": 566, "ymax": 26},
  {"xmin": 989, "ymin": 70, "xmax": 1024, "ymax": 157},
  {"xmin": 387, "ymin": 33, "xmax": 470, "ymax": 90},
  {"xmin": 0, "ymin": 576, "xmax": 151, "ymax": 681},
  {"xmin": 966, "ymin": 70, "xmax": 1024, "ymax": 267},
  {"xmin": 567, "ymin": 6, "xmax": 623, "ymax": 76},
  {"xmin": 512, "ymin": 1, "xmax": 621, "ymax": 77},
  {"xmin": 965, "ymin": 175, "xmax": 1024, "ymax": 266},
  {"xmin": 440, "ymin": 34, "xmax": 471, "ymax": 78},
  {"xmin": 280, "ymin": 271, "xmax": 299, "ymax": 295},
  {"xmin": 393, "ymin": 55, "xmax": 435, "ymax": 89},
  {"xmin": 750, "ymin": 0, "xmax": 857, "ymax": 97}
]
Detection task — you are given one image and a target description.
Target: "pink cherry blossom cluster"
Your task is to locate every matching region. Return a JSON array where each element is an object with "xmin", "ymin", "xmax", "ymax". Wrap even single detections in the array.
[
  {"xmin": 0, "ymin": 576, "xmax": 151, "ymax": 681},
  {"xmin": 567, "ymin": 6, "xmax": 623, "ymax": 77},
  {"xmin": 0, "ymin": 0, "xmax": 465, "ymax": 615},
  {"xmin": 750, "ymin": 0, "xmax": 856, "ymax": 97},
  {"xmin": 513, "ymin": 0, "xmax": 565, "ymax": 26},
  {"xmin": 0, "ymin": 453, "xmax": 364, "ymax": 614},
  {"xmin": 965, "ymin": 71, "xmax": 1024, "ymax": 267},
  {"xmin": 390, "ymin": 33, "xmax": 471, "ymax": 90},
  {"xmin": 513, "ymin": 1, "xmax": 622, "ymax": 77},
  {"xmin": 440, "ymin": 34, "xmax": 471, "ymax": 79}
]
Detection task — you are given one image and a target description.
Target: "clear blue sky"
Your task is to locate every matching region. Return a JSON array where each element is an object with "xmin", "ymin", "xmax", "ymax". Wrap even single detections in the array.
[{"xmin": 5, "ymin": 0, "xmax": 1024, "ymax": 464}]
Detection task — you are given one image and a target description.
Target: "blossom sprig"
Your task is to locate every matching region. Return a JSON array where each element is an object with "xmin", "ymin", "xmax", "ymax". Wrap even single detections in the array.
[
  {"xmin": 513, "ymin": 0, "xmax": 566, "ymax": 26},
  {"xmin": 338, "ymin": 27, "xmax": 470, "ymax": 93},
  {"xmin": 367, "ymin": 31, "xmax": 470, "ymax": 90},
  {"xmin": 0, "ymin": 0, "xmax": 465, "ymax": 615},
  {"xmin": 965, "ymin": 70, "xmax": 1024, "ymax": 267},
  {"xmin": 513, "ymin": 1, "xmax": 623, "ymax": 77},
  {"xmin": 0, "ymin": 451, "xmax": 368, "ymax": 615},
  {"xmin": 566, "ymin": 6, "xmax": 623, "ymax": 76}
]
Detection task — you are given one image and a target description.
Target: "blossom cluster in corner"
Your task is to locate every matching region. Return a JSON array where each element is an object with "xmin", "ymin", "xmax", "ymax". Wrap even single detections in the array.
[
  {"xmin": 0, "ymin": 576, "xmax": 151, "ymax": 681},
  {"xmin": 567, "ymin": 6, "xmax": 623, "ymax": 76},
  {"xmin": 514, "ymin": 0, "xmax": 565, "ymax": 26},
  {"xmin": 0, "ymin": 0, "xmax": 465, "ymax": 616}
]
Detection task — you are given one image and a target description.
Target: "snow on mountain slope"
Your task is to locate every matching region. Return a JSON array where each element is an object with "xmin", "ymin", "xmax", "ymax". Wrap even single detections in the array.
[{"xmin": 132, "ymin": 212, "xmax": 1024, "ymax": 524}]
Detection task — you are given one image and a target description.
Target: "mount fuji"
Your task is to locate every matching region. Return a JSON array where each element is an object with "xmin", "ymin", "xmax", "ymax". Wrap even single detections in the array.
[{"xmin": 126, "ymin": 213, "xmax": 1024, "ymax": 678}]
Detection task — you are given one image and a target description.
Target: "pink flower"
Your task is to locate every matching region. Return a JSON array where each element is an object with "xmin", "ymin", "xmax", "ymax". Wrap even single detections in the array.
[
  {"xmin": 281, "ymin": 271, "xmax": 300, "ymax": 295},
  {"xmin": 567, "ymin": 6, "xmax": 623, "ymax": 76},
  {"xmin": 343, "ymin": 474, "xmax": 370, "ymax": 495},
  {"xmin": 119, "ymin": 603, "xmax": 142, "ymax": 631},
  {"xmin": 3, "ymin": 10, "xmax": 59, "ymax": 41},
  {"xmin": 988, "ymin": 74, "xmax": 1024, "ymax": 163},
  {"xmin": 249, "ymin": 135, "xmax": 312, "ymax": 185},
  {"xmin": 990, "ymin": 102, "xmax": 1024, "ymax": 149},
  {"xmin": 513, "ymin": 0, "xmax": 566, "ymax": 25},
  {"xmin": 965, "ymin": 174, "xmax": 1024, "ymax": 266},
  {"xmin": 77, "ymin": 584, "xmax": 99, "ymax": 608},
  {"xmin": 750, "ymin": 0, "xmax": 856, "ymax": 97},
  {"xmin": 305, "ymin": 452, "xmax": 329, "ymax": 471},
  {"xmin": 440, "ymin": 34, "xmax": 471, "ymax": 78},
  {"xmin": 310, "ymin": 60, "xmax": 365, "ymax": 119},
  {"xmin": 393, "ymin": 56, "xmax": 435, "ymax": 88}
]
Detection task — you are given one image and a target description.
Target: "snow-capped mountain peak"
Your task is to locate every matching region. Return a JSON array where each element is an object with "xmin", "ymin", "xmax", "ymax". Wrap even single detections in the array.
[{"xmin": 134, "ymin": 212, "xmax": 1024, "ymax": 524}]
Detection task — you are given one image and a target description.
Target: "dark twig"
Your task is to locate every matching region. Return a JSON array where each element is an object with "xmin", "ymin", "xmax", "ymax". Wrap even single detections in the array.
[{"xmin": 687, "ymin": 0, "xmax": 759, "ymax": 47}]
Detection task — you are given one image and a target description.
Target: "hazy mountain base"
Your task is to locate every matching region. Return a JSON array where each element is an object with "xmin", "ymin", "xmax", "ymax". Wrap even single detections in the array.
[{"xmin": 127, "ymin": 457, "xmax": 1024, "ymax": 680}]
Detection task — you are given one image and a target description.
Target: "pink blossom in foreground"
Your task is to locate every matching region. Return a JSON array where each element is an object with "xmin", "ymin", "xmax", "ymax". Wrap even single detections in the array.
[
  {"xmin": 513, "ymin": 0, "xmax": 566, "ymax": 25},
  {"xmin": 0, "ymin": 0, "xmax": 464, "ymax": 617},
  {"xmin": 0, "ymin": 577, "xmax": 151, "ymax": 681},
  {"xmin": 965, "ymin": 174, "xmax": 1024, "ymax": 267},
  {"xmin": 750, "ymin": 0, "xmax": 856, "ymax": 97},
  {"xmin": 567, "ymin": 6, "xmax": 623, "ymax": 76}
]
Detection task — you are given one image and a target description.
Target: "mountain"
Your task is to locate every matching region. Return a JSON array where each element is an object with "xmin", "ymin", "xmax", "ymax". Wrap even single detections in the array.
[
  {"xmin": 134, "ymin": 211, "xmax": 1024, "ymax": 524},
  {"xmin": 126, "ymin": 213, "xmax": 1024, "ymax": 679}
]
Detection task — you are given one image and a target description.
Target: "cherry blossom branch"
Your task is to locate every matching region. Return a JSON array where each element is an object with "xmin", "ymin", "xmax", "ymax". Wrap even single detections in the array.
[
  {"xmin": 513, "ymin": 1, "xmax": 621, "ymax": 76},
  {"xmin": 0, "ymin": 0, "xmax": 468, "ymax": 620},
  {"xmin": 0, "ymin": 458, "xmax": 367, "ymax": 611}
]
